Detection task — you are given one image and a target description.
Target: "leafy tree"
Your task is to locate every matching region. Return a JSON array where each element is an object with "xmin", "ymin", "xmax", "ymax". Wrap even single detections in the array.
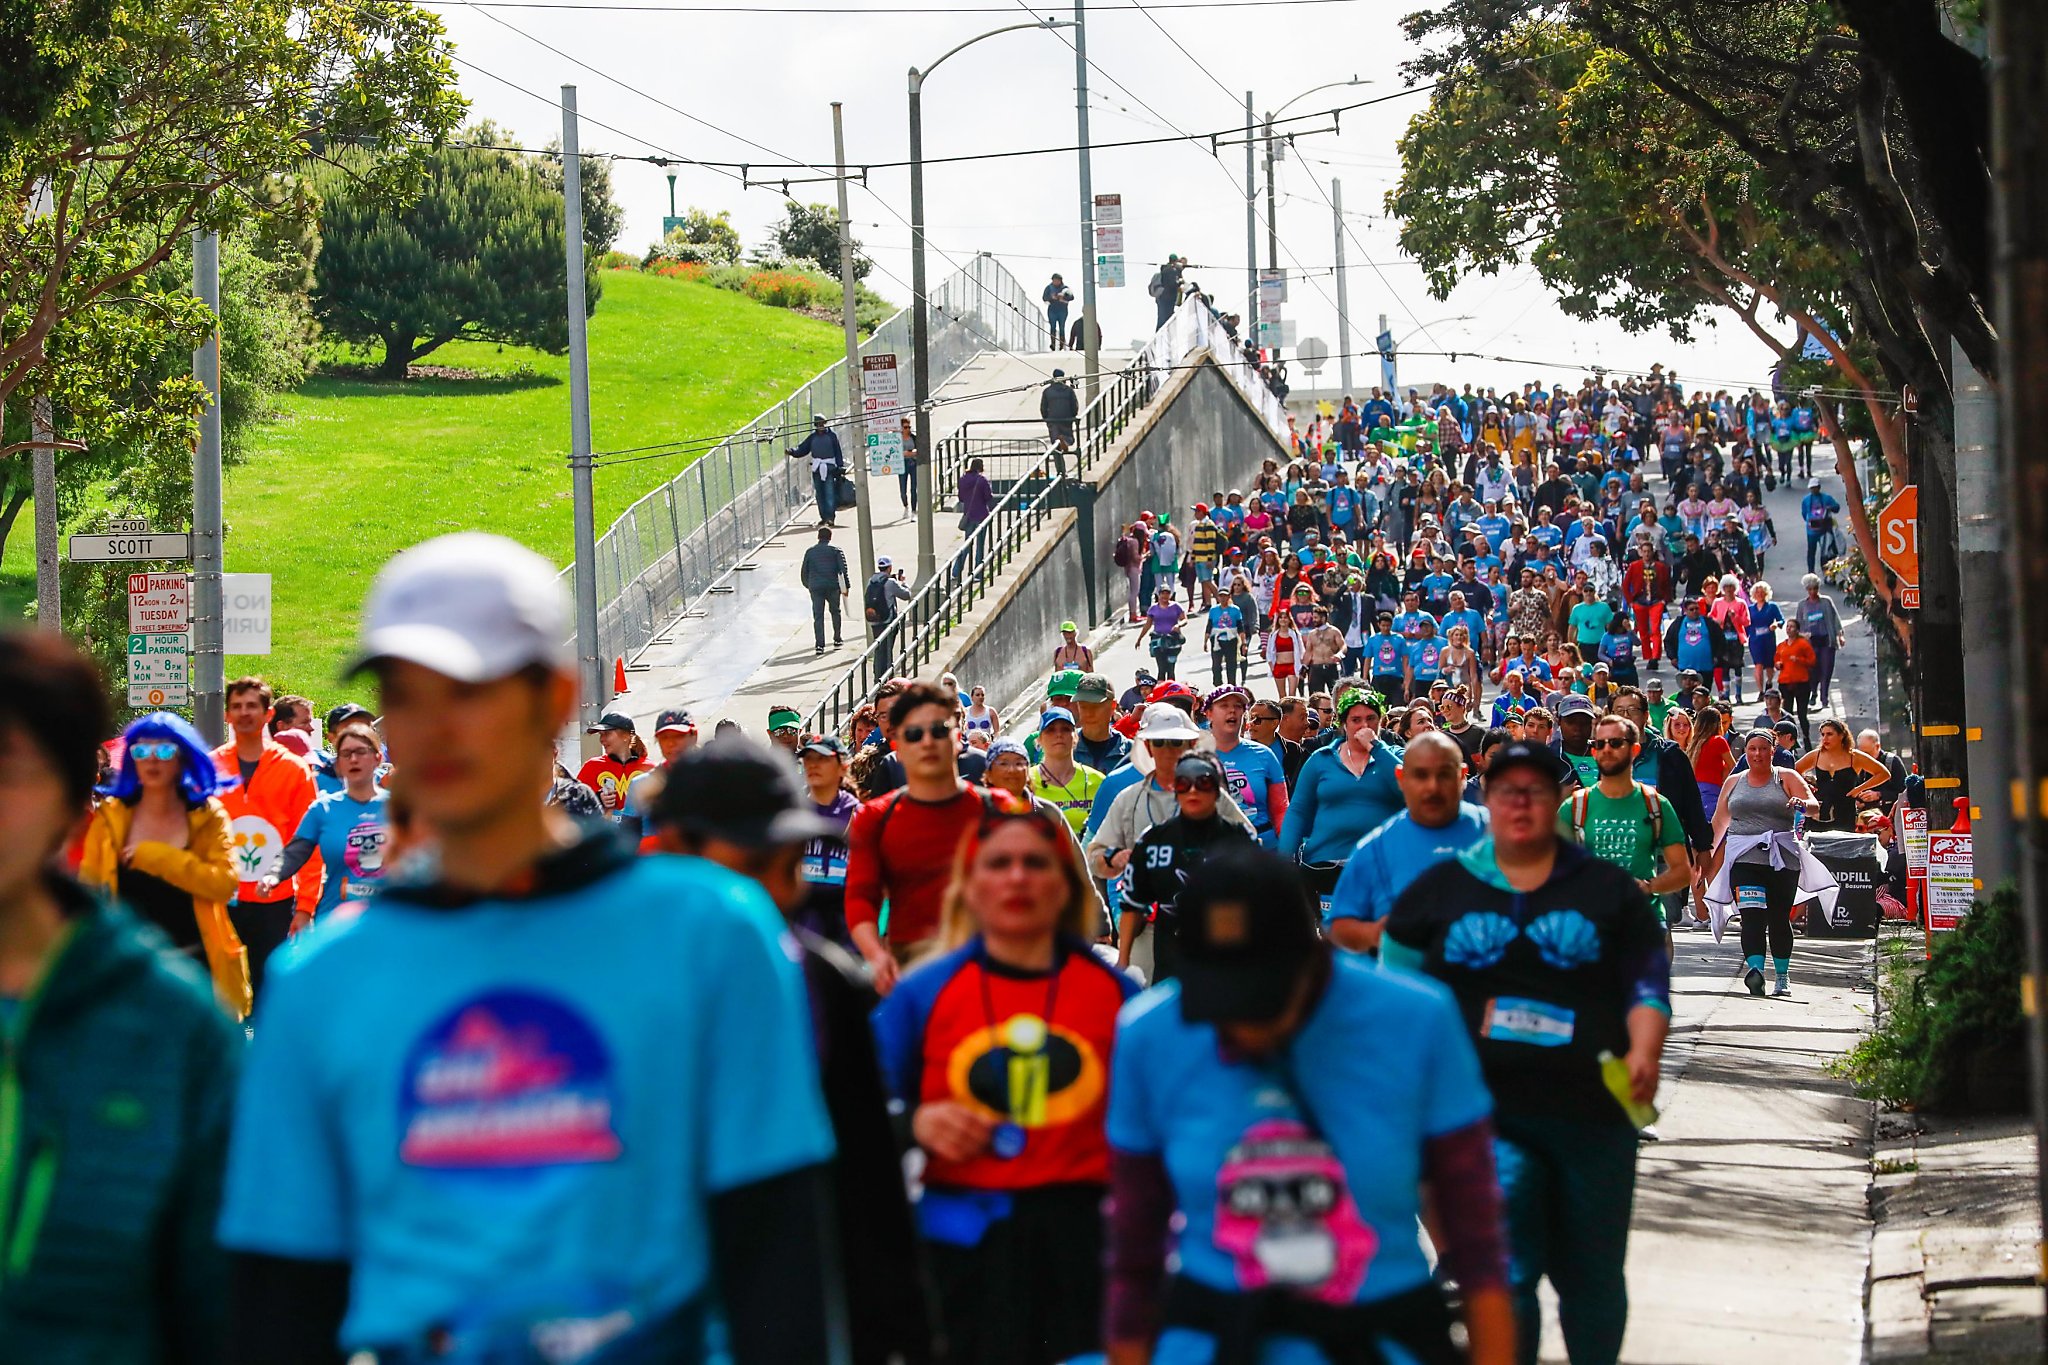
[
  {"xmin": 0, "ymin": 0, "xmax": 463, "ymax": 461},
  {"xmin": 769, "ymin": 201, "xmax": 869, "ymax": 280},
  {"xmin": 0, "ymin": 0, "xmax": 114, "ymax": 147},
  {"xmin": 315, "ymin": 137, "xmax": 601, "ymax": 379},
  {"xmin": 539, "ymin": 136, "xmax": 625, "ymax": 256}
]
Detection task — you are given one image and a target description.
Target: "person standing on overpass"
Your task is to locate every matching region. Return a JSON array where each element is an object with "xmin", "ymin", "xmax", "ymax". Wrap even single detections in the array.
[
  {"xmin": 1042, "ymin": 272, "xmax": 1072, "ymax": 350},
  {"xmin": 799, "ymin": 522, "xmax": 850, "ymax": 657},
  {"xmin": 787, "ymin": 414, "xmax": 846, "ymax": 526}
]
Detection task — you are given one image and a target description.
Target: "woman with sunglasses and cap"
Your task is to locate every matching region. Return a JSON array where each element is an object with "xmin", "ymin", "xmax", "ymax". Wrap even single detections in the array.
[
  {"xmin": 873, "ymin": 793, "xmax": 1140, "ymax": 1365},
  {"xmin": 1105, "ymin": 847, "xmax": 1513, "ymax": 1365},
  {"xmin": 1118, "ymin": 751, "xmax": 1255, "ymax": 984},
  {"xmin": 80, "ymin": 713, "xmax": 251, "ymax": 1017}
]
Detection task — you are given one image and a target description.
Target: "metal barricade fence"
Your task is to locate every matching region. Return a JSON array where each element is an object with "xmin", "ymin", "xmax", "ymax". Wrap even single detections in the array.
[{"xmin": 563, "ymin": 253, "xmax": 1042, "ymax": 667}]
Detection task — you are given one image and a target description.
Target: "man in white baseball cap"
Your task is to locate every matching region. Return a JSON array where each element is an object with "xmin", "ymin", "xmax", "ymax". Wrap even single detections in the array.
[{"xmin": 220, "ymin": 533, "xmax": 845, "ymax": 1363}]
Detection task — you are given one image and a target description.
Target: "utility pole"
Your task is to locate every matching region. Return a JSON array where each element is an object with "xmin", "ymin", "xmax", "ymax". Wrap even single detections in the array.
[
  {"xmin": 1911, "ymin": 374, "xmax": 1969, "ymax": 810},
  {"xmin": 1954, "ymin": 342, "xmax": 2013, "ymax": 886},
  {"xmin": 191, "ymin": 228, "xmax": 224, "ymax": 743},
  {"xmin": 1333, "ymin": 178, "xmax": 1353, "ymax": 395},
  {"xmin": 562, "ymin": 85, "xmax": 603, "ymax": 747},
  {"xmin": 1074, "ymin": 0, "xmax": 1100, "ymax": 404},
  {"xmin": 831, "ymin": 102, "xmax": 877, "ymax": 580},
  {"xmin": 1988, "ymin": 0, "xmax": 2048, "ymax": 1326},
  {"xmin": 907, "ymin": 76, "xmax": 936, "ymax": 585},
  {"xmin": 1262, "ymin": 112, "xmax": 1280, "ymax": 361},
  {"xmin": 1243, "ymin": 91, "xmax": 1256, "ymax": 321},
  {"xmin": 30, "ymin": 396, "xmax": 57, "ymax": 626}
]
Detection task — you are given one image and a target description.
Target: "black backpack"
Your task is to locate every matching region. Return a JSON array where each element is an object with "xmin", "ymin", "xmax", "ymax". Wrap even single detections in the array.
[{"xmin": 864, "ymin": 575, "xmax": 889, "ymax": 620}]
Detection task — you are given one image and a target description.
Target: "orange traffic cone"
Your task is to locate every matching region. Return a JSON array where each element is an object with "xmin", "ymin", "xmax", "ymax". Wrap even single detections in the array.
[{"xmin": 613, "ymin": 657, "xmax": 629, "ymax": 694}]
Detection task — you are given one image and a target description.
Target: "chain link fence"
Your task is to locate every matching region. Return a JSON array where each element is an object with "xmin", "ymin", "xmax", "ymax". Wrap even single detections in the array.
[{"xmin": 563, "ymin": 253, "xmax": 1042, "ymax": 667}]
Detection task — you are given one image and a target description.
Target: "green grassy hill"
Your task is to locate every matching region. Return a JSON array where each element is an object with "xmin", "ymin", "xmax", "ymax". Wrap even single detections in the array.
[{"xmin": 189, "ymin": 268, "xmax": 846, "ymax": 701}]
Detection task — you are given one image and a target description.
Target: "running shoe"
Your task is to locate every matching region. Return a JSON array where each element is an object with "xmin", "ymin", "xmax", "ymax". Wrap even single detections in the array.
[
  {"xmin": 1772, "ymin": 974, "xmax": 1792, "ymax": 997},
  {"xmin": 1744, "ymin": 966, "xmax": 1766, "ymax": 996}
]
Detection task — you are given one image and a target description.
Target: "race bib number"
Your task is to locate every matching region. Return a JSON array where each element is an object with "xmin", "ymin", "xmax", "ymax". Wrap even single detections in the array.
[
  {"xmin": 1481, "ymin": 997, "xmax": 1576, "ymax": 1047},
  {"xmin": 1735, "ymin": 883, "xmax": 1769, "ymax": 915}
]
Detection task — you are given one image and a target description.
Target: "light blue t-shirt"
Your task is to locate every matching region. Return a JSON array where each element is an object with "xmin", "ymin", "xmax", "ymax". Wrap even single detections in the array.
[
  {"xmin": 1405, "ymin": 636, "xmax": 1444, "ymax": 683},
  {"xmin": 1214, "ymin": 739, "xmax": 1287, "ymax": 846},
  {"xmin": 1363, "ymin": 633, "xmax": 1407, "ymax": 679},
  {"xmin": 298, "ymin": 788, "xmax": 391, "ymax": 914},
  {"xmin": 1325, "ymin": 804, "xmax": 1491, "ymax": 925},
  {"xmin": 218, "ymin": 851, "xmax": 834, "ymax": 1357},
  {"xmin": 1107, "ymin": 956, "xmax": 1491, "ymax": 1365}
]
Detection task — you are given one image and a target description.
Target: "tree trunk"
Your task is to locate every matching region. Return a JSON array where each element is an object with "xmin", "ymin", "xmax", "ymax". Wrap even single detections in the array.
[{"xmin": 376, "ymin": 330, "xmax": 416, "ymax": 380}]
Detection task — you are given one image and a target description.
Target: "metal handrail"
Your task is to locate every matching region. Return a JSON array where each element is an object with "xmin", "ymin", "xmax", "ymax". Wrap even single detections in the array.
[
  {"xmin": 560, "ymin": 254, "xmax": 1043, "ymax": 669},
  {"xmin": 806, "ymin": 466, "xmax": 1066, "ymax": 736},
  {"xmin": 801, "ymin": 294, "xmax": 1292, "ymax": 735}
]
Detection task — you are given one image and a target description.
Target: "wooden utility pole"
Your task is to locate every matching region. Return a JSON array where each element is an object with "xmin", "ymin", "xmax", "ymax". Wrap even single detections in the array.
[{"xmin": 1988, "ymin": 0, "xmax": 2048, "ymax": 1329}]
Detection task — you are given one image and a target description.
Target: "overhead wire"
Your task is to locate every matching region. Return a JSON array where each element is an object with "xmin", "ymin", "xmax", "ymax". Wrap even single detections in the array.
[
  {"xmin": 425, "ymin": 0, "xmax": 1390, "ymax": 11},
  {"xmin": 447, "ymin": 0, "xmax": 1047, "ymax": 363}
]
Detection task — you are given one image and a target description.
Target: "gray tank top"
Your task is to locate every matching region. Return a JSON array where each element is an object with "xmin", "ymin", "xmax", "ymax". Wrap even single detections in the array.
[{"xmin": 1724, "ymin": 767, "xmax": 1795, "ymax": 862}]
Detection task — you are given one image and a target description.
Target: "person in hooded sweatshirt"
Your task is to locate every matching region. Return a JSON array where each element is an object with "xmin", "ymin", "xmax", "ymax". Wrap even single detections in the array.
[{"xmin": 0, "ymin": 629, "xmax": 243, "ymax": 1362}]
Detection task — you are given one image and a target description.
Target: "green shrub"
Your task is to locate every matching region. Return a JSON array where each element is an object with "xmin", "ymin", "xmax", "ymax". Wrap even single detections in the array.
[{"xmin": 1833, "ymin": 885, "xmax": 2026, "ymax": 1111}]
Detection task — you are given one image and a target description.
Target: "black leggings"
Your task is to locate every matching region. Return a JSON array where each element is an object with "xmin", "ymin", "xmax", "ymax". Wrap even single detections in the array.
[
  {"xmin": 1211, "ymin": 646, "xmax": 1241, "ymax": 686},
  {"xmin": 1731, "ymin": 861, "xmax": 1798, "ymax": 962},
  {"xmin": 1781, "ymin": 680, "xmax": 1814, "ymax": 747}
]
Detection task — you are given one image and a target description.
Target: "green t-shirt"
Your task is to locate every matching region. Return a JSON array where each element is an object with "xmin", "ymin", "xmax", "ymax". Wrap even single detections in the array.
[
  {"xmin": 1564, "ymin": 749, "xmax": 1601, "ymax": 789},
  {"xmin": 1646, "ymin": 699, "xmax": 1674, "ymax": 732},
  {"xmin": 1569, "ymin": 600, "xmax": 1614, "ymax": 649},
  {"xmin": 1558, "ymin": 783, "xmax": 1682, "ymax": 880}
]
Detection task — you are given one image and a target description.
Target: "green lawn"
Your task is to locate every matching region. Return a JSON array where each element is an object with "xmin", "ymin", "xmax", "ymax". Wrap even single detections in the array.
[{"xmin": 210, "ymin": 268, "xmax": 845, "ymax": 702}]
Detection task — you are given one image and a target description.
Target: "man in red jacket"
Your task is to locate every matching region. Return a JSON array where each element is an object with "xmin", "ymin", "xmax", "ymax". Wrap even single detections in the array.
[
  {"xmin": 843, "ymin": 680, "xmax": 989, "ymax": 995},
  {"xmin": 1623, "ymin": 546, "xmax": 1673, "ymax": 669},
  {"xmin": 212, "ymin": 676, "xmax": 317, "ymax": 997}
]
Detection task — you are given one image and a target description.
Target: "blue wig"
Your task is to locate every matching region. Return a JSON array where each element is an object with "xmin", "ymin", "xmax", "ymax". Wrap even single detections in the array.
[{"xmin": 97, "ymin": 712, "xmax": 237, "ymax": 807}]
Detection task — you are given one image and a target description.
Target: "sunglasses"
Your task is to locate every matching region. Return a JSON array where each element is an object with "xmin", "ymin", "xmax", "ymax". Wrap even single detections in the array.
[
  {"xmin": 900, "ymin": 722, "xmax": 954, "ymax": 744},
  {"xmin": 1173, "ymin": 774, "xmax": 1221, "ymax": 794},
  {"xmin": 129, "ymin": 741, "xmax": 180, "ymax": 762},
  {"xmin": 1589, "ymin": 736, "xmax": 1632, "ymax": 751},
  {"xmin": 1147, "ymin": 737, "xmax": 1193, "ymax": 750}
]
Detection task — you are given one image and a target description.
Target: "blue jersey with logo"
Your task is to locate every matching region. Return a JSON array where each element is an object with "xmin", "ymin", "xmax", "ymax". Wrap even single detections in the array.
[
  {"xmin": 1530, "ymin": 524, "xmax": 1563, "ymax": 549},
  {"xmin": 1406, "ymin": 637, "xmax": 1444, "ymax": 682},
  {"xmin": 1214, "ymin": 740, "xmax": 1286, "ymax": 846},
  {"xmin": 1107, "ymin": 957, "xmax": 1490, "ymax": 1362},
  {"xmin": 1326, "ymin": 805, "xmax": 1490, "ymax": 925},
  {"xmin": 1326, "ymin": 487, "xmax": 1357, "ymax": 528},
  {"xmin": 1475, "ymin": 514, "xmax": 1512, "ymax": 551},
  {"xmin": 1674, "ymin": 616, "xmax": 1716, "ymax": 673},
  {"xmin": 298, "ymin": 788, "xmax": 391, "ymax": 914},
  {"xmin": 218, "ymin": 847, "xmax": 834, "ymax": 1357},
  {"xmin": 1390, "ymin": 610, "xmax": 1435, "ymax": 640},
  {"xmin": 1364, "ymin": 633, "xmax": 1406, "ymax": 678}
]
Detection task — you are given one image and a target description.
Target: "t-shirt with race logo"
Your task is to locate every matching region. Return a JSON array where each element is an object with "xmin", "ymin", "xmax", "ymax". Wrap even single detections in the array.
[
  {"xmin": 1212, "ymin": 740, "xmax": 1287, "ymax": 847},
  {"xmin": 1364, "ymin": 632, "xmax": 1407, "ymax": 681},
  {"xmin": 575, "ymin": 755, "xmax": 654, "ymax": 822},
  {"xmin": 218, "ymin": 831, "xmax": 833, "ymax": 1357},
  {"xmin": 797, "ymin": 790, "xmax": 860, "ymax": 945},
  {"xmin": 1383, "ymin": 839, "xmax": 1667, "ymax": 1124},
  {"xmin": 1107, "ymin": 954, "xmax": 1490, "ymax": 1361},
  {"xmin": 298, "ymin": 788, "xmax": 391, "ymax": 914}
]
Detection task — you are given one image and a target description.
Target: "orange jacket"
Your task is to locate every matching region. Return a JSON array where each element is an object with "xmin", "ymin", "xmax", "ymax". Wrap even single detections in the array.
[
  {"xmin": 78, "ymin": 797, "xmax": 253, "ymax": 1018},
  {"xmin": 1775, "ymin": 638, "xmax": 1817, "ymax": 685},
  {"xmin": 212, "ymin": 739, "xmax": 319, "ymax": 913}
]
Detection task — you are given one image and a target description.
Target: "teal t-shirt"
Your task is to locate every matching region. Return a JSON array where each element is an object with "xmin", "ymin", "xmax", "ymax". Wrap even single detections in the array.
[
  {"xmin": 298, "ymin": 788, "xmax": 392, "ymax": 914},
  {"xmin": 218, "ymin": 850, "xmax": 835, "ymax": 1355}
]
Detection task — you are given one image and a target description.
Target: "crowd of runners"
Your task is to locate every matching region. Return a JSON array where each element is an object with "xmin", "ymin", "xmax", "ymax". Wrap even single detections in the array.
[{"xmin": 0, "ymin": 371, "xmax": 1912, "ymax": 1365}]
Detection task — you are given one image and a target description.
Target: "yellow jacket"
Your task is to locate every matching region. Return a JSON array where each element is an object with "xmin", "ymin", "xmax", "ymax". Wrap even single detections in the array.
[{"xmin": 79, "ymin": 797, "xmax": 253, "ymax": 1019}]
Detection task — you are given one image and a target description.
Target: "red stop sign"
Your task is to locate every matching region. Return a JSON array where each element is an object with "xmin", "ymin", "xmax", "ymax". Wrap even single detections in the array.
[{"xmin": 1877, "ymin": 486, "xmax": 1919, "ymax": 587}]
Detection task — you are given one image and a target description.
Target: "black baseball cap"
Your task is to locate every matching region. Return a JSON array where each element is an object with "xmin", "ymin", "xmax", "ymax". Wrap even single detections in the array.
[
  {"xmin": 1174, "ymin": 848, "xmax": 1323, "ymax": 1025},
  {"xmin": 798, "ymin": 734, "xmax": 848, "ymax": 758},
  {"xmin": 325, "ymin": 702, "xmax": 372, "ymax": 732},
  {"xmin": 587, "ymin": 711, "xmax": 636, "ymax": 735},
  {"xmin": 1483, "ymin": 740, "xmax": 1574, "ymax": 789},
  {"xmin": 651, "ymin": 739, "xmax": 841, "ymax": 847}
]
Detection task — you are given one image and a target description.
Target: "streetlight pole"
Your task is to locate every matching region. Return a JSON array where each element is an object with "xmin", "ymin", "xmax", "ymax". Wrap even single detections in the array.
[
  {"xmin": 1243, "ymin": 91, "xmax": 1256, "ymax": 320},
  {"xmin": 1383, "ymin": 314, "xmax": 1475, "ymax": 401},
  {"xmin": 1254, "ymin": 78, "xmax": 1364, "ymax": 368},
  {"xmin": 664, "ymin": 166, "xmax": 677, "ymax": 222},
  {"xmin": 1263, "ymin": 111, "xmax": 1279, "ymax": 361},
  {"xmin": 1073, "ymin": 0, "xmax": 1099, "ymax": 405},
  {"xmin": 562, "ymin": 85, "xmax": 602, "ymax": 742},
  {"xmin": 1333, "ymin": 177, "xmax": 1353, "ymax": 394},
  {"xmin": 191, "ymin": 227, "xmax": 224, "ymax": 743},
  {"xmin": 831, "ymin": 102, "xmax": 877, "ymax": 584},
  {"xmin": 908, "ymin": 17, "xmax": 1070, "ymax": 586}
]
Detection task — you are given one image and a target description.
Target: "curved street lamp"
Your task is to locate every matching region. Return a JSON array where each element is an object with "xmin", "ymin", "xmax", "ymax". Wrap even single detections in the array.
[
  {"xmin": 1257, "ymin": 77, "xmax": 1368, "ymax": 362},
  {"xmin": 908, "ymin": 18, "xmax": 1072, "ymax": 582}
]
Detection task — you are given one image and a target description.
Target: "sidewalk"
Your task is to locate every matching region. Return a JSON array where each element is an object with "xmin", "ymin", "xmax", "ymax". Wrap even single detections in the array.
[{"xmin": 1574, "ymin": 931, "xmax": 1876, "ymax": 1363}]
